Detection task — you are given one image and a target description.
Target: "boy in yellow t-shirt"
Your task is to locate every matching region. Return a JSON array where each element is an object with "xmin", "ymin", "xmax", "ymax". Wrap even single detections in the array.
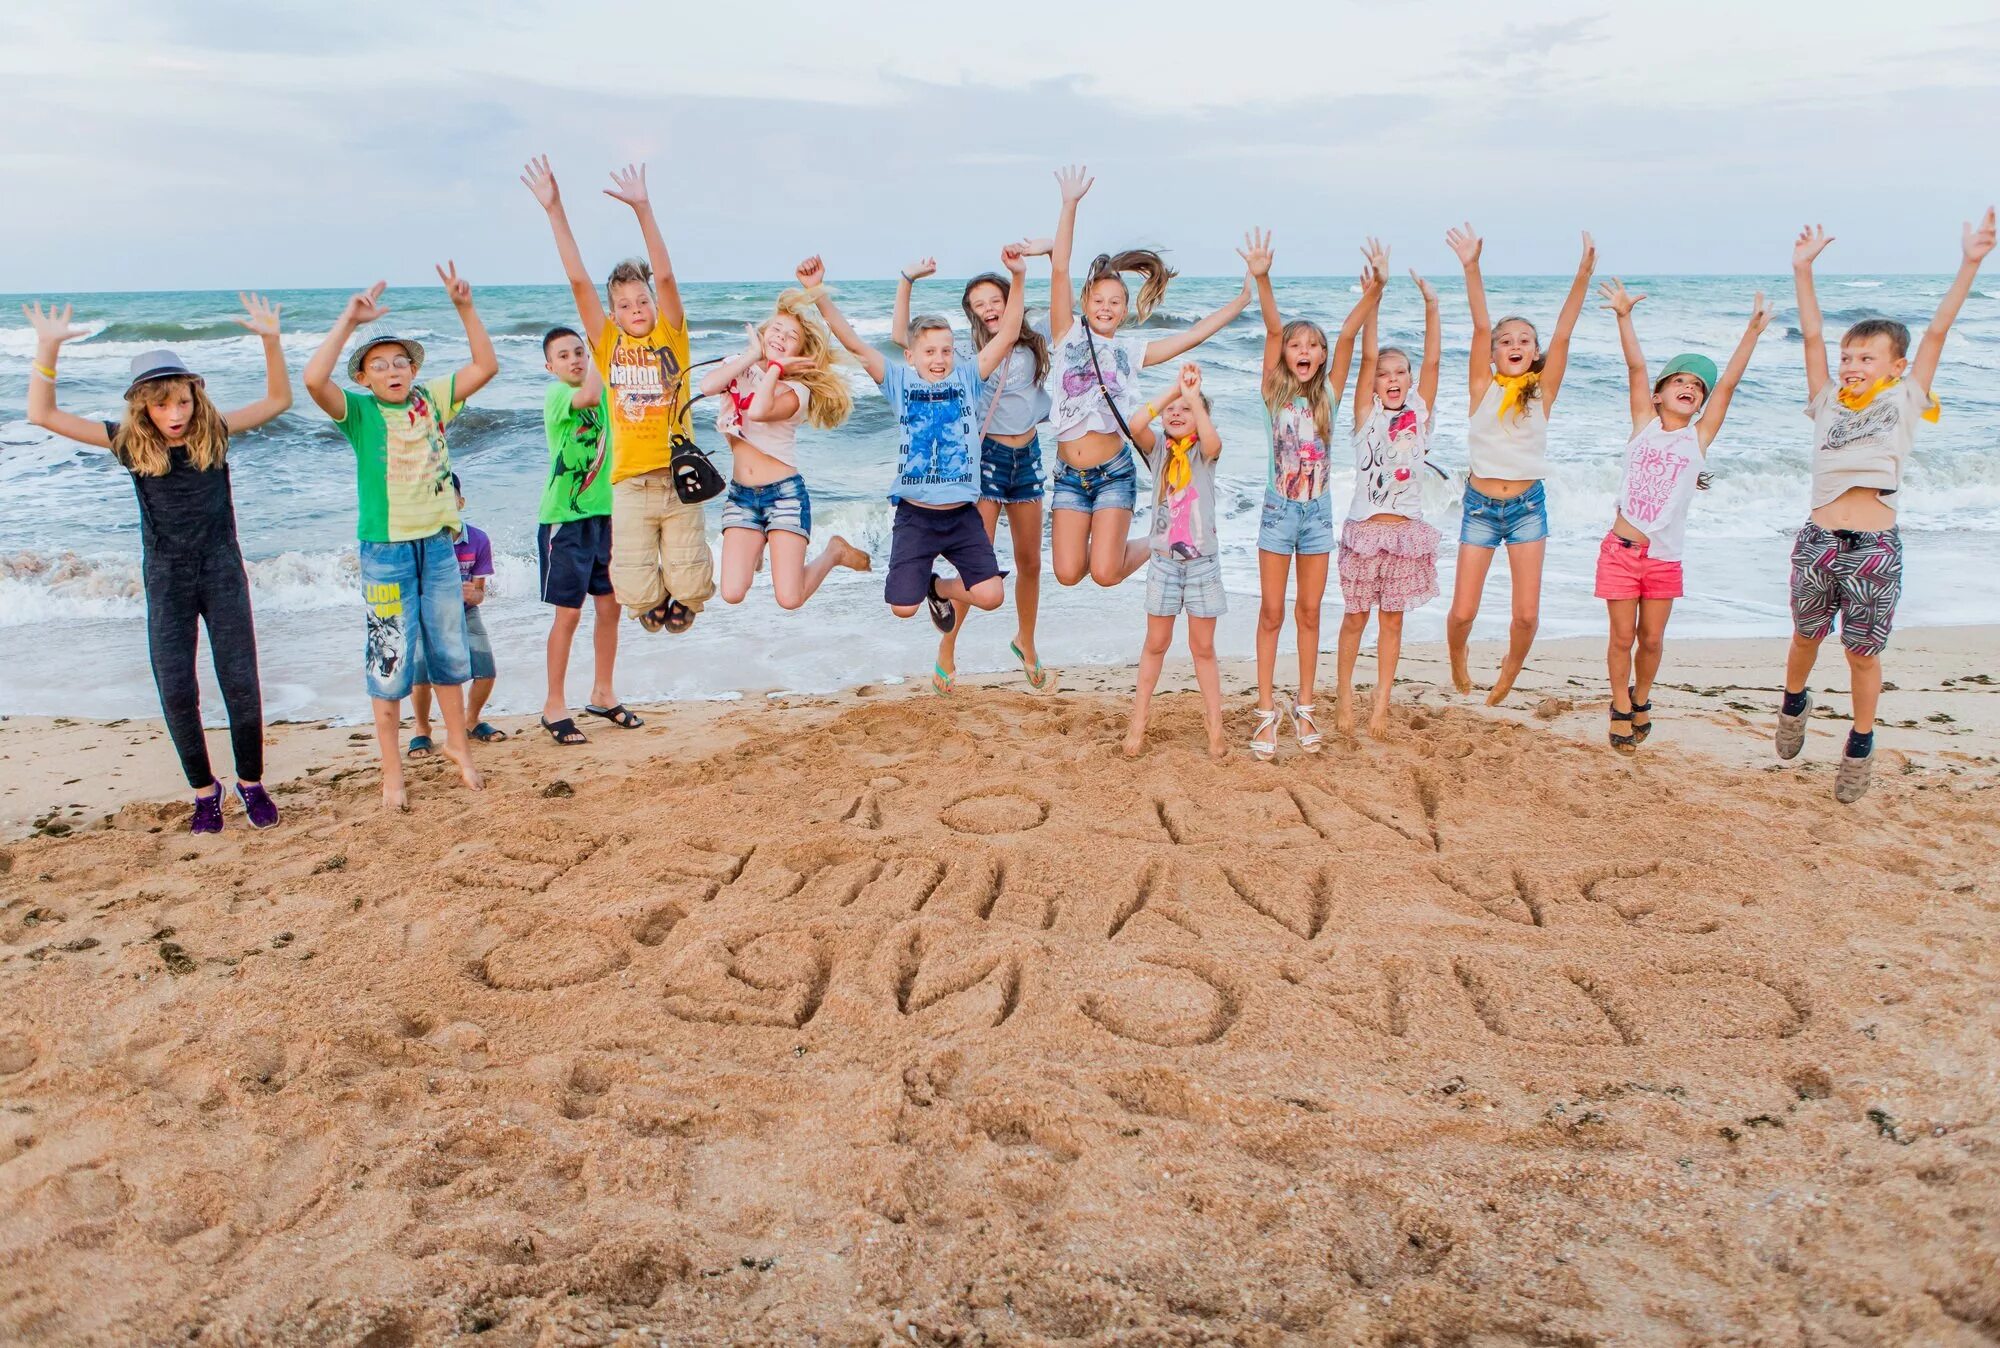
[{"xmin": 522, "ymin": 155, "xmax": 714, "ymax": 633}]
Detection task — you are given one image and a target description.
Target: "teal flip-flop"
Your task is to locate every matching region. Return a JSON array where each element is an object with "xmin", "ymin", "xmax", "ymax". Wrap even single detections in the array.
[{"xmin": 406, "ymin": 735, "xmax": 434, "ymax": 757}]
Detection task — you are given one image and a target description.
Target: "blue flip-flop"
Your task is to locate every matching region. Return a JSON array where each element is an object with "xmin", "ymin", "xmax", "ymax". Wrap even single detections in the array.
[{"xmin": 406, "ymin": 735, "xmax": 434, "ymax": 757}]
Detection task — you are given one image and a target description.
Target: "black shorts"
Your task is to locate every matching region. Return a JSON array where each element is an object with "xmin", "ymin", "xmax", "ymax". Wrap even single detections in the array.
[
  {"xmin": 537, "ymin": 516, "xmax": 613, "ymax": 609},
  {"xmin": 884, "ymin": 500, "xmax": 1000, "ymax": 607}
]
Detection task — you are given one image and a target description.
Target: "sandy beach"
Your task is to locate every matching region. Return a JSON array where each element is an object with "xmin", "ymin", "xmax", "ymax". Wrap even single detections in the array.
[{"xmin": 1, "ymin": 627, "xmax": 1996, "ymax": 1344}]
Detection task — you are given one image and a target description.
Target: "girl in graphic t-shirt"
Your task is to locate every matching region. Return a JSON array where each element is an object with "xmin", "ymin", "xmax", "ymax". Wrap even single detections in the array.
[
  {"xmin": 1035, "ymin": 165, "xmax": 1258, "ymax": 597},
  {"xmin": 20, "ymin": 294, "xmax": 293, "ymax": 834},
  {"xmin": 1246, "ymin": 238, "xmax": 1386, "ymax": 760},
  {"xmin": 1334, "ymin": 265, "xmax": 1443, "ymax": 740},
  {"xmin": 1594, "ymin": 279, "xmax": 1772, "ymax": 752},
  {"xmin": 700, "ymin": 291, "xmax": 870, "ymax": 611},
  {"xmin": 1442, "ymin": 223, "xmax": 1597, "ymax": 706}
]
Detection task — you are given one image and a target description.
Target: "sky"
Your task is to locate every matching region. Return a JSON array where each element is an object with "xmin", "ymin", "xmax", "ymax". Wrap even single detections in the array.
[{"xmin": 2, "ymin": 0, "xmax": 1997, "ymax": 292}]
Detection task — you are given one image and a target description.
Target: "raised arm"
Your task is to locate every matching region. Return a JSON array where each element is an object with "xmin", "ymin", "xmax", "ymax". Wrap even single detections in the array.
[
  {"xmin": 1596, "ymin": 278, "xmax": 1651, "ymax": 430},
  {"xmin": 223, "ymin": 292, "xmax": 293, "ymax": 433},
  {"xmin": 1411, "ymin": 270, "xmax": 1441, "ymax": 415},
  {"xmin": 521, "ymin": 156, "xmax": 607, "ymax": 346},
  {"xmin": 1536, "ymin": 231, "xmax": 1597, "ymax": 412},
  {"xmin": 974, "ymin": 246, "xmax": 1028, "ymax": 381},
  {"xmin": 438, "ymin": 263, "xmax": 498, "ymax": 400},
  {"xmin": 573, "ymin": 347, "xmax": 604, "ymax": 411},
  {"xmin": 1047, "ymin": 164, "xmax": 1092, "ymax": 340},
  {"xmin": 1249, "ymin": 228, "xmax": 1283, "ymax": 383},
  {"xmin": 890, "ymin": 256, "xmax": 935, "ymax": 349},
  {"xmin": 1350, "ymin": 239, "xmax": 1388, "ymax": 427},
  {"xmin": 605, "ymin": 164, "xmax": 685, "ymax": 330},
  {"xmin": 1911, "ymin": 206, "xmax": 1996, "ymax": 392},
  {"xmin": 1791, "ymin": 223, "xmax": 1833, "ymax": 402},
  {"xmin": 1328, "ymin": 261, "xmax": 1386, "ymax": 412},
  {"xmin": 302, "ymin": 283, "xmax": 386, "ymax": 421},
  {"xmin": 1181, "ymin": 364, "xmax": 1221, "ymax": 459},
  {"xmin": 1697, "ymin": 292, "xmax": 1775, "ymax": 450},
  {"xmin": 1446, "ymin": 222, "xmax": 1490, "ymax": 411},
  {"xmin": 798, "ymin": 256, "xmax": 886, "ymax": 384},
  {"xmin": 1143, "ymin": 232, "xmax": 1262, "ymax": 367},
  {"xmin": 745, "ymin": 344, "xmax": 810, "ymax": 423},
  {"xmin": 701, "ymin": 325, "xmax": 765, "ymax": 398},
  {"xmin": 20, "ymin": 302, "xmax": 112, "ymax": 449}
]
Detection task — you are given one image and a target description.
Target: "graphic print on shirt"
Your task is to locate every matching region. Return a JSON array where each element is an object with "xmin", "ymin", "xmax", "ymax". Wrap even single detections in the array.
[
  {"xmin": 607, "ymin": 340, "xmax": 685, "ymax": 435},
  {"xmin": 364, "ymin": 579, "xmax": 405, "ymax": 682},
  {"xmin": 1055, "ymin": 333, "xmax": 1135, "ymax": 427},
  {"xmin": 899, "ymin": 381, "xmax": 975, "ymax": 487},
  {"xmin": 1152, "ymin": 446, "xmax": 1210, "ymax": 560},
  {"xmin": 1821, "ymin": 397, "xmax": 1904, "ymax": 454},
  {"xmin": 385, "ymin": 386, "xmax": 453, "ymax": 514},
  {"xmin": 1359, "ymin": 404, "xmax": 1425, "ymax": 515},
  {"xmin": 1623, "ymin": 437, "xmax": 1694, "ymax": 527},
  {"xmin": 553, "ymin": 405, "xmax": 606, "ymax": 517},
  {"xmin": 1272, "ymin": 400, "xmax": 1328, "ymax": 501}
]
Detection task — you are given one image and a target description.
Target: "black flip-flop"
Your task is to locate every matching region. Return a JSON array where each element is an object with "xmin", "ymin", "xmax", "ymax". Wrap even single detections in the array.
[
  {"xmin": 585, "ymin": 703, "xmax": 644, "ymax": 730},
  {"xmin": 540, "ymin": 716, "xmax": 588, "ymax": 746},
  {"xmin": 924, "ymin": 576, "xmax": 956, "ymax": 635}
]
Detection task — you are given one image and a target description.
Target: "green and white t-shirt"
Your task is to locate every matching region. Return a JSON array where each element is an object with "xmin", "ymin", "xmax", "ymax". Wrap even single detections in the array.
[
  {"xmin": 540, "ymin": 381, "xmax": 611, "ymax": 524},
  {"xmin": 336, "ymin": 375, "xmax": 463, "ymax": 542}
]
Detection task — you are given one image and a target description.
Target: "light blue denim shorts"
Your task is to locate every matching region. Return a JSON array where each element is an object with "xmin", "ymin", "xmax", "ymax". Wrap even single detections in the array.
[{"xmin": 1256, "ymin": 488, "xmax": 1336, "ymax": 556}]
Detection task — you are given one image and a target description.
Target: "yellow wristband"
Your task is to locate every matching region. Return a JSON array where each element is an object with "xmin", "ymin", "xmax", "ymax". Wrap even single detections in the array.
[
  {"xmin": 32, "ymin": 363, "xmax": 56, "ymax": 381},
  {"xmin": 1144, "ymin": 402, "xmax": 1158, "ymax": 420}
]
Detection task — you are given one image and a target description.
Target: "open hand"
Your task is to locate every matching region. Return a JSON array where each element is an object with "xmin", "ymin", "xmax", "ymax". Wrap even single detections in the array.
[
  {"xmin": 795, "ymin": 256, "xmax": 827, "ymax": 290},
  {"xmin": 1409, "ymin": 269, "xmax": 1437, "ymax": 305},
  {"xmin": 343, "ymin": 282, "xmax": 388, "ymax": 326},
  {"xmin": 1746, "ymin": 290, "xmax": 1774, "ymax": 335},
  {"xmin": 1237, "ymin": 227, "xmax": 1274, "ymax": 278},
  {"xmin": 1964, "ymin": 206, "xmax": 1997, "ymax": 264},
  {"xmin": 436, "ymin": 261, "xmax": 472, "ymax": 306},
  {"xmin": 1001, "ymin": 243, "xmax": 1027, "ymax": 276},
  {"xmin": 902, "ymin": 256, "xmax": 937, "ymax": 283},
  {"xmin": 520, "ymin": 155, "xmax": 559, "ymax": 210},
  {"xmin": 21, "ymin": 300, "xmax": 88, "ymax": 346},
  {"xmin": 1577, "ymin": 230, "xmax": 1597, "ymax": 276},
  {"xmin": 1055, "ymin": 164, "xmax": 1094, "ymax": 205},
  {"xmin": 1017, "ymin": 236, "xmax": 1055, "ymax": 257},
  {"xmin": 1179, "ymin": 362, "xmax": 1203, "ymax": 397},
  {"xmin": 1361, "ymin": 236, "xmax": 1389, "ymax": 285},
  {"xmin": 1596, "ymin": 278, "xmax": 1645, "ymax": 316},
  {"xmin": 604, "ymin": 163, "xmax": 650, "ymax": 209},
  {"xmin": 1793, "ymin": 223, "xmax": 1834, "ymax": 268},
  {"xmin": 236, "ymin": 291, "xmax": 282, "ymax": 337},
  {"xmin": 1445, "ymin": 222, "xmax": 1482, "ymax": 268},
  {"xmin": 773, "ymin": 353, "xmax": 818, "ymax": 374}
]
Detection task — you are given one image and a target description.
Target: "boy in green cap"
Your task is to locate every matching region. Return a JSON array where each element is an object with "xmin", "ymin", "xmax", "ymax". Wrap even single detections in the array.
[{"xmin": 1593, "ymin": 277, "xmax": 1772, "ymax": 752}]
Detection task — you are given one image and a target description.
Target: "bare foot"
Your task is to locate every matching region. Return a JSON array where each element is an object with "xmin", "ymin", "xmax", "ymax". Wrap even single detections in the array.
[
  {"xmin": 1448, "ymin": 642, "xmax": 1473, "ymax": 694},
  {"xmin": 444, "ymin": 740, "xmax": 486, "ymax": 791},
  {"xmin": 1206, "ymin": 730, "xmax": 1228, "ymax": 760},
  {"xmin": 1334, "ymin": 693, "xmax": 1356, "ymax": 735},
  {"xmin": 1121, "ymin": 725, "xmax": 1145, "ymax": 758},
  {"xmin": 381, "ymin": 784, "xmax": 409, "ymax": 812},
  {"xmin": 1368, "ymin": 705, "xmax": 1392, "ymax": 738},
  {"xmin": 1486, "ymin": 662, "xmax": 1521, "ymax": 706},
  {"xmin": 831, "ymin": 535, "xmax": 871, "ymax": 572}
]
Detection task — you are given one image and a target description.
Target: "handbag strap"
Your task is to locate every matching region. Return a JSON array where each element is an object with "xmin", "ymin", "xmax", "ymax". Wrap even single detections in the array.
[{"xmin": 1082, "ymin": 323, "xmax": 1141, "ymax": 449}]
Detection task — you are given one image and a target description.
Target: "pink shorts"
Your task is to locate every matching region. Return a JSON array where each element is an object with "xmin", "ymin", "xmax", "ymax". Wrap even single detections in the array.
[
  {"xmin": 1338, "ymin": 516, "xmax": 1440, "ymax": 613},
  {"xmin": 1593, "ymin": 529, "xmax": 1683, "ymax": 601}
]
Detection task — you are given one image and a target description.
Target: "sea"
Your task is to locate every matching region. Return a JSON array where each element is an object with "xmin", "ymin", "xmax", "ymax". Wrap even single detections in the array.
[{"xmin": 1, "ymin": 275, "xmax": 1994, "ymax": 723}]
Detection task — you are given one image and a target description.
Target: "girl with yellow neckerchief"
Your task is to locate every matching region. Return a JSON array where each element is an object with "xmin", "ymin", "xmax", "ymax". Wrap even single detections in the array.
[{"xmin": 1441, "ymin": 223, "xmax": 1597, "ymax": 707}]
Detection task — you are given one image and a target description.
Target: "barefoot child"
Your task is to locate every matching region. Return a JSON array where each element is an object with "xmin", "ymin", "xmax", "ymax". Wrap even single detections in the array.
[
  {"xmin": 536, "ymin": 325, "xmax": 633, "ymax": 746},
  {"xmin": 411, "ymin": 474, "xmax": 503, "ymax": 751},
  {"xmin": 522, "ymin": 156, "xmax": 712, "ymax": 634},
  {"xmin": 802, "ymin": 250, "xmax": 1025, "ymax": 653},
  {"xmin": 1595, "ymin": 279, "xmax": 1772, "ymax": 752},
  {"xmin": 1249, "ymin": 237, "xmax": 1383, "ymax": 759},
  {"xmin": 1775, "ymin": 209, "xmax": 1995, "ymax": 803},
  {"xmin": 1123, "ymin": 364, "xmax": 1227, "ymax": 759},
  {"xmin": 700, "ymin": 294, "xmax": 871, "ymax": 610},
  {"xmin": 1442, "ymin": 224, "xmax": 1596, "ymax": 705},
  {"xmin": 302, "ymin": 269, "xmax": 498, "ymax": 808},
  {"xmin": 1042, "ymin": 165, "xmax": 1256, "ymax": 596},
  {"xmin": 1335, "ymin": 265, "xmax": 1442, "ymax": 739},
  {"xmin": 21, "ymin": 295, "xmax": 291, "ymax": 832}
]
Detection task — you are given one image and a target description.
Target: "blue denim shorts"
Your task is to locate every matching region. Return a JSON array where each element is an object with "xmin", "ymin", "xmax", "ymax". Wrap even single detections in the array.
[
  {"xmin": 360, "ymin": 530, "xmax": 471, "ymax": 701},
  {"xmin": 980, "ymin": 435, "xmax": 1045, "ymax": 504},
  {"xmin": 1051, "ymin": 447, "xmax": 1138, "ymax": 514},
  {"xmin": 1256, "ymin": 488, "xmax": 1336, "ymax": 556},
  {"xmin": 721, "ymin": 473, "xmax": 812, "ymax": 539},
  {"xmin": 1459, "ymin": 480, "xmax": 1549, "ymax": 549},
  {"xmin": 410, "ymin": 603, "xmax": 495, "ymax": 685}
]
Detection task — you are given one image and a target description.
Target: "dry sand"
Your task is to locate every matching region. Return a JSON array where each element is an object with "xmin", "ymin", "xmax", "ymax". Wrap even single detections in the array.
[{"xmin": 1, "ymin": 629, "xmax": 1996, "ymax": 1345}]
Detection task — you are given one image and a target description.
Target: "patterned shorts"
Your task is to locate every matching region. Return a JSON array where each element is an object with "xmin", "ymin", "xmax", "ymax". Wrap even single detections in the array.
[
  {"xmin": 1789, "ymin": 521, "xmax": 1901, "ymax": 656},
  {"xmin": 1145, "ymin": 554, "xmax": 1227, "ymax": 619}
]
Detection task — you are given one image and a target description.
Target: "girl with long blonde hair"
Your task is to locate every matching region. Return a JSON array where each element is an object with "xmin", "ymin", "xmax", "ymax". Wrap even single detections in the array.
[
  {"xmin": 21, "ymin": 293, "xmax": 293, "ymax": 832},
  {"xmin": 701, "ymin": 290, "xmax": 871, "ymax": 609}
]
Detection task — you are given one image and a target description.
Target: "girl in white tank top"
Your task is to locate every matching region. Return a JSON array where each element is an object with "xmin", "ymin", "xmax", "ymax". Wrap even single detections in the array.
[
  {"xmin": 1442, "ymin": 222, "xmax": 1596, "ymax": 707},
  {"xmin": 1594, "ymin": 278, "xmax": 1773, "ymax": 751}
]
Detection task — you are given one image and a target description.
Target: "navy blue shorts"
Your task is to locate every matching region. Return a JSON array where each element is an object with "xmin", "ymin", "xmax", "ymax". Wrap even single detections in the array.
[
  {"xmin": 884, "ymin": 500, "xmax": 1001, "ymax": 607},
  {"xmin": 538, "ymin": 516, "xmax": 614, "ymax": 609}
]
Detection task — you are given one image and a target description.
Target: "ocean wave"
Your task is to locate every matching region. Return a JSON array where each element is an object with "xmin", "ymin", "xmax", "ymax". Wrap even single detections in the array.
[
  {"xmin": 82, "ymin": 319, "xmax": 254, "ymax": 345},
  {"xmin": 1837, "ymin": 280, "xmax": 1885, "ymax": 288}
]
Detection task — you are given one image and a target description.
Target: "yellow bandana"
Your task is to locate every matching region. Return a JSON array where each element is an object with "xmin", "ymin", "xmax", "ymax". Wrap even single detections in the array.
[
  {"xmin": 1494, "ymin": 371, "xmax": 1539, "ymax": 420},
  {"xmin": 1163, "ymin": 433, "xmax": 1197, "ymax": 494},
  {"xmin": 1836, "ymin": 376, "xmax": 1940, "ymax": 424}
]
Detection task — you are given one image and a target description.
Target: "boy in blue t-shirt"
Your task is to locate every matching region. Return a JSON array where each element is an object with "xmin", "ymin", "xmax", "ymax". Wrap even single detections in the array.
[
  {"xmin": 411, "ymin": 474, "xmax": 502, "ymax": 750},
  {"xmin": 802, "ymin": 251, "xmax": 1026, "ymax": 691}
]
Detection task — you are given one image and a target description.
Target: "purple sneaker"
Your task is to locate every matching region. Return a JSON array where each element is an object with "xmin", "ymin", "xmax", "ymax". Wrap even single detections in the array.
[
  {"xmin": 234, "ymin": 782, "xmax": 280, "ymax": 830},
  {"xmin": 190, "ymin": 788, "xmax": 224, "ymax": 835}
]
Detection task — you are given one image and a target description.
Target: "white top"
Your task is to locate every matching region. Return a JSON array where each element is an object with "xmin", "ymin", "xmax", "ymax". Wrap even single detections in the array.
[
  {"xmin": 1615, "ymin": 418, "xmax": 1703, "ymax": 562},
  {"xmin": 1044, "ymin": 322, "xmax": 1149, "ymax": 441},
  {"xmin": 1348, "ymin": 392, "xmax": 1433, "ymax": 522},
  {"xmin": 716, "ymin": 369, "xmax": 809, "ymax": 468},
  {"xmin": 1464, "ymin": 380, "xmax": 1550, "ymax": 480},
  {"xmin": 1804, "ymin": 378, "xmax": 1929, "ymax": 512}
]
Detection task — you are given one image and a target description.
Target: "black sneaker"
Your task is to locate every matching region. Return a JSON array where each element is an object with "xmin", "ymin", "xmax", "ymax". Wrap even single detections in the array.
[{"xmin": 925, "ymin": 576, "xmax": 956, "ymax": 634}]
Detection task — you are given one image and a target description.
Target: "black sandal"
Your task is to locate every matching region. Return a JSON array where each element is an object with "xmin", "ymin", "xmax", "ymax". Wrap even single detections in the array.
[
  {"xmin": 1609, "ymin": 704, "xmax": 1638, "ymax": 754},
  {"xmin": 540, "ymin": 716, "xmax": 588, "ymax": 746},
  {"xmin": 663, "ymin": 598, "xmax": 696, "ymax": 634},
  {"xmin": 1629, "ymin": 687, "xmax": 1654, "ymax": 745},
  {"xmin": 585, "ymin": 703, "xmax": 643, "ymax": 730}
]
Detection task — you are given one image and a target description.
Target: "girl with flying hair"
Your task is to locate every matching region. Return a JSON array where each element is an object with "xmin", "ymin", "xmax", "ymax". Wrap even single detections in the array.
[
  {"xmin": 701, "ymin": 289, "xmax": 872, "ymax": 610},
  {"xmin": 1037, "ymin": 165, "xmax": 1260, "ymax": 597},
  {"xmin": 21, "ymin": 294, "xmax": 293, "ymax": 832}
]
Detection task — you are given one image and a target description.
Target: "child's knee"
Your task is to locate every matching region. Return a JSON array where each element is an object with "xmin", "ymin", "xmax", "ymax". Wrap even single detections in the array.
[
  {"xmin": 720, "ymin": 578, "xmax": 752, "ymax": 606},
  {"xmin": 1340, "ymin": 610, "xmax": 1369, "ymax": 635},
  {"xmin": 1294, "ymin": 601, "xmax": 1321, "ymax": 632},
  {"xmin": 1187, "ymin": 628, "xmax": 1216, "ymax": 658},
  {"xmin": 773, "ymin": 586, "xmax": 805, "ymax": 611},
  {"xmin": 1637, "ymin": 630, "xmax": 1666, "ymax": 658},
  {"xmin": 1143, "ymin": 629, "xmax": 1174, "ymax": 657},
  {"xmin": 968, "ymin": 579, "xmax": 1006, "ymax": 610},
  {"xmin": 1512, "ymin": 611, "xmax": 1540, "ymax": 635},
  {"xmin": 1088, "ymin": 561, "xmax": 1124, "ymax": 588},
  {"xmin": 1378, "ymin": 611, "xmax": 1404, "ymax": 634},
  {"xmin": 1053, "ymin": 559, "xmax": 1087, "ymax": 587},
  {"xmin": 1256, "ymin": 600, "xmax": 1285, "ymax": 631},
  {"xmin": 1012, "ymin": 540, "xmax": 1042, "ymax": 576},
  {"xmin": 890, "ymin": 603, "xmax": 920, "ymax": 619}
]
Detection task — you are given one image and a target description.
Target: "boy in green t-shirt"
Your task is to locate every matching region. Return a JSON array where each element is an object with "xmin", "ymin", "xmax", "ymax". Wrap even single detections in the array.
[
  {"xmin": 303, "ymin": 265, "xmax": 499, "ymax": 810},
  {"xmin": 535, "ymin": 325, "xmax": 637, "ymax": 745}
]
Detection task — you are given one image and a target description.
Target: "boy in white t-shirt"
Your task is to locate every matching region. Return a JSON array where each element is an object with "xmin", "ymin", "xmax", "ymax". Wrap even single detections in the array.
[{"xmin": 1776, "ymin": 209, "xmax": 1994, "ymax": 803}]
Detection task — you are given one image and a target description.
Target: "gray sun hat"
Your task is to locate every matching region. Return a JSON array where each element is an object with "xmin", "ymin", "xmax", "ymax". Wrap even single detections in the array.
[
  {"xmin": 346, "ymin": 330, "xmax": 426, "ymax": 383},
  {"xmin": 124, "ymin": 349, "xmax": 204, "ymax": 398}
]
